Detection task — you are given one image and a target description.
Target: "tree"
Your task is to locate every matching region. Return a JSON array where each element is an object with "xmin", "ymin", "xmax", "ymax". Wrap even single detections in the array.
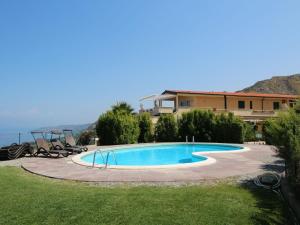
[
  {"xmin": 112, "ymin": 102, "xmax": 134, "ymax": 114},
  {"xmin": 214, "ymin": 113, "xmax": 245, "ymax": 143},
  {"xmin": 96, "ymin": 110, "xmax": 139, "ymax": 145},
  {"xmin": 137, "ymin": 112, "xmax": 154, "ymax": 143},
  {"xmin": 155, "ymin": 114, "xmax": 178, "ymax": 142}
]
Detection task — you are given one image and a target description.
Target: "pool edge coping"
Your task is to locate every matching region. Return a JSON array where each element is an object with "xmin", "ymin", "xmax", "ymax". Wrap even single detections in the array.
[{"xmin": 72, "ymin": 143, "xmax": 250, "ymax": 170}]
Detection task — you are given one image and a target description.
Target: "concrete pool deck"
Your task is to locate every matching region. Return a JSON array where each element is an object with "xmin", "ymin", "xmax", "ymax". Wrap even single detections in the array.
[{"xmin": 17, "ymin": 143, "xmax": 285, "ymax": 183}]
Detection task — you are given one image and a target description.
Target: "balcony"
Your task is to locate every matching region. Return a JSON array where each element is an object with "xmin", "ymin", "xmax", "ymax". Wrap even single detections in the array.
[
  {"xmin": 141, "ymin": 106, "xmax": 280, "ymax": 121},
  {"xmin": 142, "ymin": 106, "xmax": 174, "ymax": 116},
  {"xmin": 232, "ymin": 110, "xmax": 276, "ymax": 117}
]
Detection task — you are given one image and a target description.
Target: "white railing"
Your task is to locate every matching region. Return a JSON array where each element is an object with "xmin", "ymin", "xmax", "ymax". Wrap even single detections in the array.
[{"xmin": 92, "ymin": 149, "xmax": 117, "ymax": 168}]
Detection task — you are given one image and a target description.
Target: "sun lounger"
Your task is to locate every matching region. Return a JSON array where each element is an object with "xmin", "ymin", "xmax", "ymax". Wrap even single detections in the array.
[
  {"xmin": 63, "ymin": 130, "xmax": 88, "ymax": 152},
  {"xmin": 34, "ymin": 138, "xmax": 69, "ymax": 158},
  {"xmin": 50, "ymin": 138, "xmax": 83, "ymax": 154},
  {"xmin": 0, "ymin": 143, "xmax": 34, "ymax": 160}
]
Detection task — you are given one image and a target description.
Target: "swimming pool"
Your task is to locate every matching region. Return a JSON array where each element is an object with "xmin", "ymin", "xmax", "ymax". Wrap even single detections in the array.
[{"xmin": 75, "ymin": 143, "xmax": 247, "ymax": 169}]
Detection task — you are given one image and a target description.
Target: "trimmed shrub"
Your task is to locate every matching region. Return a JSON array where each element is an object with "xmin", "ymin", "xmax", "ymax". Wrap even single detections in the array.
[
  {"xmin": 243, "ymin": 122, "xmax": 256, "ymax": 142},
  {"xmin": 137, "ymin": 112, "xmax": 154, "ymax": 143},
  {"xmin": 214, "ymin": 113, "xmax": 244, "ymax": 143},
  {"xmin": 155, "ymin": 114, "xmax": 178, "ymax": 142},
  {"xmin": 178, "ymin": 110, "xmax": 215, "ymax": 142},
  {"xmin": 192, "ymin": 110, "xmax": 215, "ymax": 142},
  {"xmin": 96, "ymin": 111, "xmax": 139, "ymax": 145},
  {"xmin": 178, "ymin": 111, "xmax": 195, "ymax": 141},
  {"xmin": 178, "ymin": 110, "xmax": 245, "ymax": 143}
]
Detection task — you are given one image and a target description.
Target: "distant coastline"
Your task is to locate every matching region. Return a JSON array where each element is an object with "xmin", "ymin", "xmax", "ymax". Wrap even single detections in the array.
[
  {"xmin": 0, "ymin": 123, "xmax": 91, "ymax": 147},
  {"xmin": 0, "ymin": 129, "xmax": 33, "ymax": 147}
]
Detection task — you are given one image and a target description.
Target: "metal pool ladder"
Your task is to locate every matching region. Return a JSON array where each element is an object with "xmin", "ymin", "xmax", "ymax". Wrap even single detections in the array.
[
  {"xmin": 185, "ymin": 136, "xmax": 195, "ymax": 143},
  {"xmin": 92, "ymin": 149, "xmax": 118, "ymax": 168}
]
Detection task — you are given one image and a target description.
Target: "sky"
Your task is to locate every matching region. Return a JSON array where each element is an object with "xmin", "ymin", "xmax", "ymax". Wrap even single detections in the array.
[{"xmin": 0, "ymin": 0, "xmax": 300, "ymax": 129}]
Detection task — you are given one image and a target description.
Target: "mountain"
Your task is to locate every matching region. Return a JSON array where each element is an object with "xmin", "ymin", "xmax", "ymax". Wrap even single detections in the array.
[
  {"xmin": 38, "ymin": 123, "xmax": 92, "ymax": 135},
  {"xmin": 240, "ymin": 74, "xmax": 300, "ymax": 95}
]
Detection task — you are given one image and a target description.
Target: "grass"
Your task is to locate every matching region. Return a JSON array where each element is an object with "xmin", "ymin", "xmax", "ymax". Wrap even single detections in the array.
[{"xmin": 0, "ymin": 167, "xmax": 293, "ymax": 225}]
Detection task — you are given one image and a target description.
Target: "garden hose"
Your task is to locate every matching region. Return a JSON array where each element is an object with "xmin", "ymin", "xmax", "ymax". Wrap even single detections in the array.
[{"xmin": 254, "ymin": 173, "xmax": 299, "ymax": 225}]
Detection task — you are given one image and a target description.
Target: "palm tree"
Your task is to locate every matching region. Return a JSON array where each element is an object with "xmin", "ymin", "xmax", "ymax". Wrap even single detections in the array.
[{"xmin": 112, "ymin": 102, "xmax": 134, "ymax": 114}]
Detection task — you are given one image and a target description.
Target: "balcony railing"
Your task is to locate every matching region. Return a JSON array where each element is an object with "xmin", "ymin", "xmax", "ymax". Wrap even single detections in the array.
[
  {"xmin": 142, "ymin": 106, "xmax": 282, "ymax": 118},
  {"xmin": 142, "ymin": 106, "xmax": 174, "ymax": 115}
]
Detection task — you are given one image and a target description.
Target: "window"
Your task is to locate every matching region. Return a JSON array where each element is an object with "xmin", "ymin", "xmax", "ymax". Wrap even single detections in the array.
[
  {"xmin": 273, "ymin": 102, "xmax": 280, "ymax": 110},
  {"xmin": 238, "ymin": 101, "xmax": 245, "ymax": 109},
  {"xmin": 250, "ymin": 101, "xmax": 253, "ymax": 109},
  {"xmin": 180, "ymin": 100, "xmax": 191, "ymax": 107},
  {"xmin": 289, "ymin": 100, "xmax": 296, "ymax": 108}
]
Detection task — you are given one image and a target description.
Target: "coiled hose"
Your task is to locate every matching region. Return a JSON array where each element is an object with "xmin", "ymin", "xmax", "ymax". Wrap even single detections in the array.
[
  {"xmin": 254, "ymin": 173, "xmax": 299, "ymax": 225},
  {"xmin": 254, "ymin": 173, "xmax": 281, "ymax": 192}
]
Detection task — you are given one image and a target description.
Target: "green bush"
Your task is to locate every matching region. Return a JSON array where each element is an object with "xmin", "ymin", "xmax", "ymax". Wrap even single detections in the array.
[
  {"xmin": 96, "ymin": 111, "xmax": 139, "ymax": 145},
  {"xmin": 214, "ymin": 113, "xmax": 245, "ymax": 143},
  {"xmin": 78, "ymin": 130, "xmax": 96, "ymax": 145},
  {"xmin": 263, "ymin": 111, "xmax": 299, "ymax": 160},
  {"xmin": 243, "ymin": 122, "xmax": 257, "ymax": 142},
  {"xmin": 155, "ymin": 114, "xmax": 178, "ymax": 142},
  {"xmin": 112, "ymin": 102, "xmax": 134, "ymax": 114},
  {"xmin": 193, "ymin": 110, "xmax": 215, "ymax": 142},
  {"xmin": 137, "ymin": 113, "xmax": 154, "ymax": 143},
  {"xmin": 178, "ymin": 110, "xmax": 215, "ymax": 142},
  {"xmin": 178, "ymin": 111, "xmax": 195, "ymax": 141},
  {"xmin": 262, "ymin": 119, "xmax": 277, "ymax": 145},
  {"xmin": 178, "ymin": 110, "xmax": 246, "ymax": 143},
  {"xmin": 263, "ymin": 108, "xmax": 300, "ymax": 189}
]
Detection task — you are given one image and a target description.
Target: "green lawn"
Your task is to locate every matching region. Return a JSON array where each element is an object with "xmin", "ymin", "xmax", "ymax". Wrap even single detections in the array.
[{"xmin": 0, "ymin": 167, "xmax": 292, "ymax": 225}]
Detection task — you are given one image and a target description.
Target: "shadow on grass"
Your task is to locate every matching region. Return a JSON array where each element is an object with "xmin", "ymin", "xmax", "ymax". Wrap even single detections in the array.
[{"xmin": 239, "ymin": 179, "xmax": 294, "ymax": 225}]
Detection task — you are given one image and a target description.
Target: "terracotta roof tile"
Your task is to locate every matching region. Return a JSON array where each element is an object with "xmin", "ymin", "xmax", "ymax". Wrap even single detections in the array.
[{"xmin": 163, "ymin": 90, "xmax": 299, "ymax": 99}]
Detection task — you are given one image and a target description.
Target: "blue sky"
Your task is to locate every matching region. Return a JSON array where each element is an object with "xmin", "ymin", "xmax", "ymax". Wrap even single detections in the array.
[{"xmin": 0, "ymin": 0, "xmax": 300, "ymax": 129}]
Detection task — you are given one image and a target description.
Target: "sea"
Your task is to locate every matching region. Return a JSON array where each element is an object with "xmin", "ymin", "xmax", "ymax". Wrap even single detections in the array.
[
  {"xmin": 0, "ymin": 128, "xmax": 34, "ymax": 147},
  {"xmin": 0, "ymin": 124, "xmax": 91, "ymax": 148}
]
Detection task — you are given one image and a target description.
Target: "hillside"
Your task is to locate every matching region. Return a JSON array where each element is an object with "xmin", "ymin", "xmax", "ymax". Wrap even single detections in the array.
[
  {"xmin": 241, "ymin": 74, "xmax": 300, "ymax": 95},
  {"xmin": 38, "ymin": 123, "xmax": 92, "ymax": 135}
]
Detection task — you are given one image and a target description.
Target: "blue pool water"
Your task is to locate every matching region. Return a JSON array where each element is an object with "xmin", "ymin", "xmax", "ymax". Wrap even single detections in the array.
[{"xmin": 81, "ymin": 144, "xmax": 243, "ymax": 166}]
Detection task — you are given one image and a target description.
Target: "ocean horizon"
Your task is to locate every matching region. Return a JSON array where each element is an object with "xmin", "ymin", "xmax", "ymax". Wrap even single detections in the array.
[{"xmin": 0, "ymin": 129, "xmax": 34, "ymax": 147}]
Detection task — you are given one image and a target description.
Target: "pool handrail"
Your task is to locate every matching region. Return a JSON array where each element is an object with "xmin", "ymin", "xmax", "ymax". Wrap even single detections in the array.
[
  {"xmin": 185, "ymin": 136, "xmax": 195, "ymax": 143},
  {"xmin": 92, "ymin": 149, "xmax": 118, "ymax": 168}
]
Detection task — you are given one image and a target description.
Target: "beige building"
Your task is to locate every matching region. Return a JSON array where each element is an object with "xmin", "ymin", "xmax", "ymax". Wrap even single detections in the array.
[{"xmin": 140, "ymin": 90, "xmax": 299, "ymax": 129}]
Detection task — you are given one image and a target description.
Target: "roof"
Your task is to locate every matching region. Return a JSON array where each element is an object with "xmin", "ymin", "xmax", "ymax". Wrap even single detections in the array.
[{"xmin": 162, "ymin": 90, "xmax": 299, "ymax": 99}]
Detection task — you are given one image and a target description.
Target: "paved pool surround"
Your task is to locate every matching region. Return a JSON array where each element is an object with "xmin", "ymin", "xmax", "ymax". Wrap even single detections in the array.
[{"xmin": 21, "ymin": 143, "xmax": 282, "ymax": 183}]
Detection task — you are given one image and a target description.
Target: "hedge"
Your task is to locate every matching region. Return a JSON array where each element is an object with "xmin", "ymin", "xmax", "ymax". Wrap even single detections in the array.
[
  {"xmin": 155, "ymin": 114, "xmax": 178, "ymax": 142},
  {"xmin": 137, "ymin": 112, "xmax": 154, "ymax": 143},
  {"xmin": 96, "ymin": 110, "xmax": 139, "ymax": 145}
]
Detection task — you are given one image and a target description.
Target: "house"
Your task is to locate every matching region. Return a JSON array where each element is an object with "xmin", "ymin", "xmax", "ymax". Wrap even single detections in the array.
[{"xmin": 139, "ymin": 90, "xmax": 299, "ymax": 130}]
